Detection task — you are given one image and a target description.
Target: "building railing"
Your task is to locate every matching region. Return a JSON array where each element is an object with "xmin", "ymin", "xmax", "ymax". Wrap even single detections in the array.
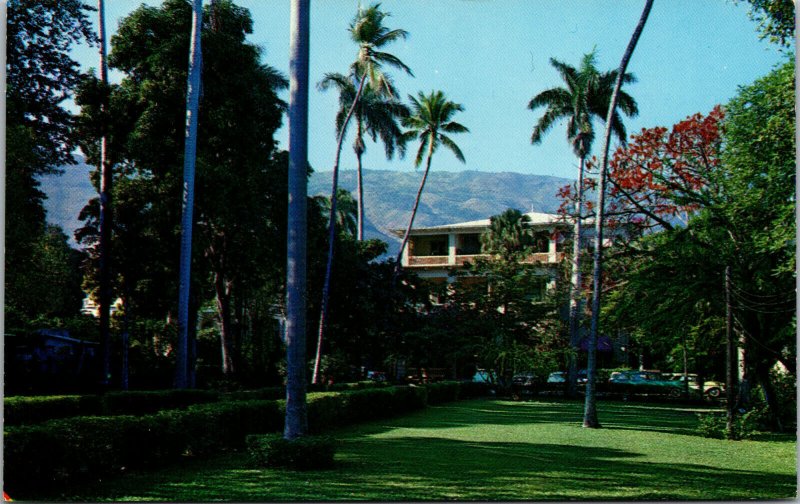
[{"xmin": 406, "ymin": 251, "xmax": 565, "ymax": 267}]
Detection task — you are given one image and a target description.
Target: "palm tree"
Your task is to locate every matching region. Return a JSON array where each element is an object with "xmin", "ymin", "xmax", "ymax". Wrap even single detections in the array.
[
  {"xmin": 96, "ymin": 0, "xmax": 114, "ymax": 389},
  {"xmin": 314, "ymin": 3, "xmax": 412, "ymax": 385},
  {"xmin": 284, "ymin": 0, "xmax": 311, "ymax": 439},
  {"xmin": 318, "ymin": 70, "xmax": 409, "ymax": 241},
  {"xmin": 394, "ymin": 90, "xmax": 469, "ymax": 277},
  {"xmin": 315, "ymin": 188, "xmax": 359, "ymax": 238},
  {"xmin": 175, "ymin": 0, "xmax": 203, "ymax": 389},
  {"xmin": 584, "ymin": 0, "xmax": 654, "ymax": 429},
  {"xmin": 528, "ymin": 50, "xmax": 637, "ymax": 398},
  {"xmin": 480, "ymin": 209, "xmax": 534, "ymax": 261}
]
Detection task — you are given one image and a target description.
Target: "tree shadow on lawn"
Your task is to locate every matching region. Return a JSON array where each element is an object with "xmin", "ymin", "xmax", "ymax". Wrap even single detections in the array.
[
  {"xmin": 76, "ymin": 436, "xmax": 794, "ymax": 501},
  {"xmin": 385, "ymin": 399, "xmax": 711, "ymax": 438}
]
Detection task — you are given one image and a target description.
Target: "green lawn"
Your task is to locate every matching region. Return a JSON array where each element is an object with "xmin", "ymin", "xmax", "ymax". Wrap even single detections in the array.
[{"xmin": 47, "ymin": 399, "xmax": 796, "ymax": 501}]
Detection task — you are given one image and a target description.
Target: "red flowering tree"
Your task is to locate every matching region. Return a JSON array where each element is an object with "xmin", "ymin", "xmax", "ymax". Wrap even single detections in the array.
[{"xmin": 558, "ymin": 106, "xmax": 725, "ymax": 238}]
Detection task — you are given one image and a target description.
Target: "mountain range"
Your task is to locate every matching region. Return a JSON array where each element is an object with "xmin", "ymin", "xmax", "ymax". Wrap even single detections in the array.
[{"xmin": 40, "ymin": 162, "xmax": 570, "ymax": 256}]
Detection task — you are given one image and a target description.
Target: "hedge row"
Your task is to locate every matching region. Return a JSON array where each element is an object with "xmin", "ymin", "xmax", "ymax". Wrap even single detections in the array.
[
  {"xmin": 4, "ymin": 382, "xmax": 479, "ymax": 496},
  {"xmin": 5, "ymin": 381, "xmax": 399, "ymax": 426},
  {"xmin": 4, "ymin": 389, "xmax": 220, "ymax": 426}
]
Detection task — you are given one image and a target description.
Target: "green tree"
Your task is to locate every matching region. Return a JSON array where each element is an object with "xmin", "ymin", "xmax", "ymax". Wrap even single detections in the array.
[
  {"xmin": 318, "ymin": 71, "xmax": 409, "ymax": 241},
  {"xmin": 528, "ymin": 50, "xmax": 638, "ymax": 398},
  {"xmin": 395, "ymin": 90, "xmax": 469, "ymax": 275},
  {"xmin": 314, "ymin": 2, "xmax": 412, "ymax": 385},
  {"xmin": 480, "ymin": 208, "xmax": 535, "ymax": 262},
  {"xmin": 6, "ymin": 0, "xmax": 94, "ymax": 330},
  {"xmin": 736, "ymin": 0, "xmax": 795, "ymax": 47},
  {"xmin": 77, "ymin": 0, "xmax": 288, "ymax": 386},
  {"xmin": 601, "ymin": 59, "xmax": 795, "ymax": 432},
  {"xmin": 315, "ymin": 189, "xmax": 359, "ymax": 238}
]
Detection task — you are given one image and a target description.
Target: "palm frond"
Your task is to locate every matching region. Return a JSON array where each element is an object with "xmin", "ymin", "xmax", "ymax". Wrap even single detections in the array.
[{"xmin": 439, "ymin": 134, "xmax": 466, "ymax": 164}]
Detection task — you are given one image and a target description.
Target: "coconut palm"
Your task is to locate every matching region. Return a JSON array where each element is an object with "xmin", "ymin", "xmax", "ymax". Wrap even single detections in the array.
[
  {"xmin": 584, "ymin": 0, "xmax": 654, "ymax": 429},
  {"xmin": 481, "ymin": 209, "xmax": 534, "ymax": 261},
  {"xmin": 175, "ymin": 0, "xmax": 203, "ymax": 389},
  {"xmin": 315, "ymin": 188, "xmax": 359, "ymax": 238},
  {"xmin": 394, "ymin": 90, "xmax": 469, "ymax": 277},
  {"xmin": 528, "ymin": 50, "xmax": 637, "ymax": 398},
  {"xmin": 284, "ymin": 0, "xmax": 311, "ymax": 439},
  {"xmin": 314, "ymin": 2, "xmax": 412, "ymax": 385},
  {"xmin": 318, "ymin": 70, "xmax": 409, "ymax": 241}
]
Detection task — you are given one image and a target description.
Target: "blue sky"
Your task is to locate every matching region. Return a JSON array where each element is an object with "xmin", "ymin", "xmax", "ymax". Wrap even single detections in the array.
[{"xmin": 74, "ymin": 0, "xmax": 790, "ymax": 180}]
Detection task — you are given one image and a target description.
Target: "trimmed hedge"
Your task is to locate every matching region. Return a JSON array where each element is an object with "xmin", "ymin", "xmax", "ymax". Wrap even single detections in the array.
[
  {"xmin": 4, "ymin": 395, "xmax": 103, "ymax": 426},
  {"xmin": 4, "ymin": 382, "xmax": 470, "ymax": 495},
  {"xmin": 247, "ymin": 433, "xmax": 336, "ymax": 470},
  {"xmin": 4, "ymin": 389, "xmax": 220, "ymax": 426}
]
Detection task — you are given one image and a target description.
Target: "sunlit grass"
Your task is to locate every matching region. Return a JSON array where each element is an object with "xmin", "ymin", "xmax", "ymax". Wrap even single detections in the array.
[{"xmin": 42, "ymin": 399, "xmax": 796, "ymax": 501}]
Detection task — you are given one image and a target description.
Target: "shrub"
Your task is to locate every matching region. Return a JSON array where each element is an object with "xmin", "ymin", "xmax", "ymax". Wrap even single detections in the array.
[
  {"xmin": 4, "ymin": 395, "xmax": 103, "ymax": 426},
  {"xmin": 246, "ymin": 433, "xmax": 336, "ymax": 470},
  {"xmin": 3, "ymin": 414, "xmax": 184, "ymax": 495},
  {"xmin": 221, "ymin": 387, "xmax": 284, "ymax": 402},
  {"xmin": 102, "ymin": 389, "xmax": 219, "ymax": 415},
  {"xmin": 171, "ymin": 400, "xmax": 285, "ymax": 455},
  {"xmin": 458, "ymin": 381, "xmax": 493, "ymax": 398},
  {"xmin": 696, "ymin": 409, "xmax": 762, "ymax": 440},
  {"xmin": 425, "ymin": 381, "xmax": 461, "ymax": 404}
]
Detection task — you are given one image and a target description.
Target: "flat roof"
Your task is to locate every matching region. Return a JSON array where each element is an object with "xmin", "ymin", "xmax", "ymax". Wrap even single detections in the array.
[{"xmin": 391, "ymin": 211, "xmax": 568, "ymax": 237}]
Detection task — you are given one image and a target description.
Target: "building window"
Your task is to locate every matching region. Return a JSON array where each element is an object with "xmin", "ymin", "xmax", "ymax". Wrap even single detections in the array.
[
  {"xmin": 457, "ymin": 233, "xmax": 482, "ymax": 255},
  {"xmin": 411, "ymin": 235, "xmax": 448, "ymax": 256}
]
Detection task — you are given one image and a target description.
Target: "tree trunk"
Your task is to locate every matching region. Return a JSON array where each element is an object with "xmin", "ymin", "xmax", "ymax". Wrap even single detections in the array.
[
  {"xmin": 175, "ymin": 0, "xmax": 203, "ymax": 389},
  {"xmin": 725, "ymin": 265, "xmax": 737, "ymax": 438},
  {"xmin": 355, "ymin": 121, "xmax": 366, "ymax": 242},
  {"xmin": 312, "ymin": 73, "xmax": 368, "ymax": 385},
  {"xmin": 284, "ymin": 0, "xmax": 310, "ymax": 440},
  {"xmin": 215, "ymin": 271, "xmax": 236, "ymax": 375},
  {"xmin": 566, "ymin": 155, "xmax": 585, "ymax": 399},
  {"xmin": 584, "ymin": 0, "xmax": 653, "ymax": 429},
  {"xmin": 394, "ymin": 140, "xmax": 436, "ymax": 279},
  {"xmin": 97, "ymin": 0, "xmax": 114, "ymax": 389}
]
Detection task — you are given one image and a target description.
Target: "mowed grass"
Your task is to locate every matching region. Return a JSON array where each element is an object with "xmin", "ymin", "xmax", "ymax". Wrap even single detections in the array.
[{"xmin": 51, "ymin": 399, "xmax": 795, "ymax": 501}]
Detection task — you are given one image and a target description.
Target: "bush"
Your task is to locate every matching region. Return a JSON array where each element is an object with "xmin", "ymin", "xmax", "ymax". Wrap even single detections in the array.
[
  {"xmin": 425, "ymin": 381, "xmax": 461, "ymax": 404},
  {"xmin": 170, "ymin": 400, "xmax": 285, "ymax": 455},
  {"xmin": 4, "ymin": 414, "xmax": 184, "ymax": 495},
  {"xmin": 696, "ymin": 409, "xmax": 762, "ymax": 440},
  {"xmin": 221, "ymin": 387, "xmax": 284, "ymax": 402},
  {"xmin": 102, "ymin": 389, "xmax": 219, "ymax": 415},
  {"xmin": 458, "ymin": 381, "xmax": 493, "ymax": 398},
  {"xmin": 247, "ymin": 433, "xmax": 336, "ymax": 470},
  {"xmin": 4, "ymin": 395, "xmax": 103, "ymax": 426}
]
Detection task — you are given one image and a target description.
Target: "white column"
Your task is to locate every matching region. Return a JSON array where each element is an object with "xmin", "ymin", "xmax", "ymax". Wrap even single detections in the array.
[{"xmin": 448, "ymin": 233, "xmax": 457, "ymax": 265}]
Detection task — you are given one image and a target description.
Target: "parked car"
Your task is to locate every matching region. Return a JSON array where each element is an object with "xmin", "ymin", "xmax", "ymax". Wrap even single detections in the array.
[
  {"xmin": 472, "ymin": 368, "xmax": 494, "ymax": 384},
  {"xmin": 608, "ymin": 370, "xmax": 683, "ymax": 398},
  {"xmin": 667, "ymin": 373, "xmax": 725, "ymax": 398},
  {"xmin": 511, "ymin": 372, "xmax": 537, "ymax": 399},
  {"xmin": 546, "ymin": 370, "xmax": 588, "ymax": 384}
]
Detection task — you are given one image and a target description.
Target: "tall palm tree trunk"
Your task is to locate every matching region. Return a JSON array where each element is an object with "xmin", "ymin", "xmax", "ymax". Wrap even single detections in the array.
[
  {"xmin": 584, "ymin": 0, "xmax": 654, "ymax": 428},
  {"xmin": 312, "ymin": 73, "xmax": 368, "ymax": 385},
  {"xmin": 355, "ymin": 123, "xmax": 366, "ymax": 242},
  {"xmin": 285, "ymin": 0, "xmax": 311, "ymax": 440},
  {"xmin": 175, "ymin": 0, "xmax": 203, "ymax": 389},
  {"xmin": 394, "ymin": 140, "xmax": 435, "ymax": 279},
  {"xmin": 566, "ymin": 155, "xmax": 585, "ymax": 399},
  {"xmin": 97, "ymin": 0, "xmax": 114, "ymax": 388}
]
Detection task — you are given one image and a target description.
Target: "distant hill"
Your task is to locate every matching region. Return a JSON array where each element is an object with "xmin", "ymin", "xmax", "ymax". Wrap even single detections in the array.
[
  {"xmin": 39, "ymin": 161, "xmax": 96, "ymax": 247},
  {"xmin": 40, "ymin": 162, "xmax": 570, "ymax": 255},
  {"xmin": 308, "ymin": 169, "xmax": 569, "ymax": 256}
]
